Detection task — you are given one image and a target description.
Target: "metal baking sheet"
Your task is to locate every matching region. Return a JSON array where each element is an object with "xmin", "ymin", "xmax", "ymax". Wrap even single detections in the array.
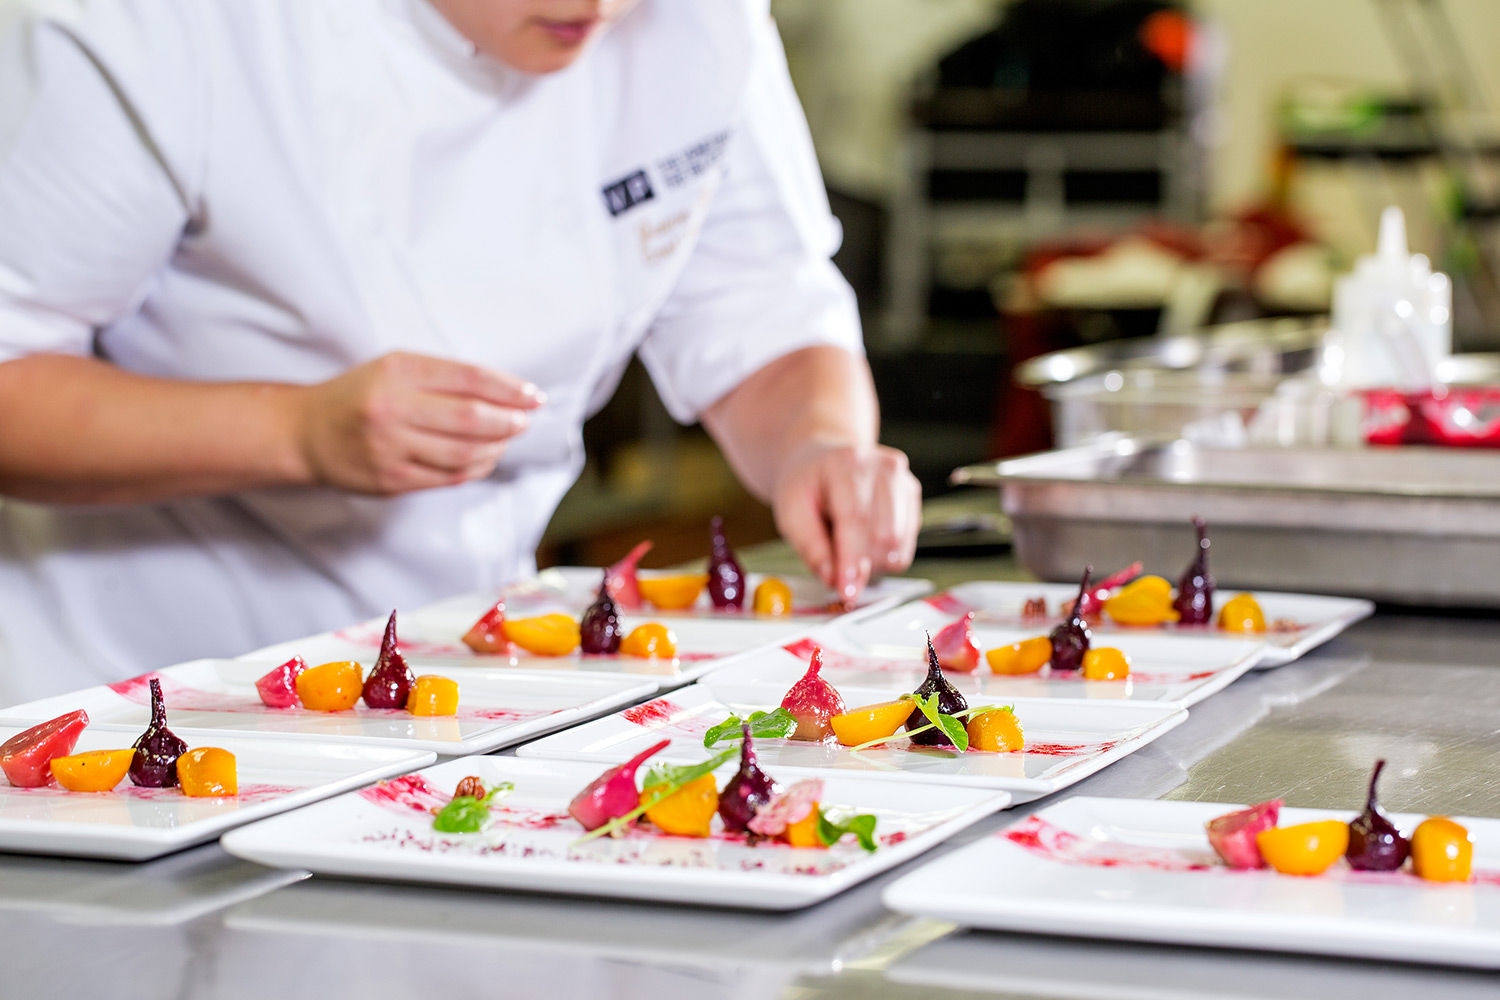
[{"xmin": 954, "ymin": 436, "xmax": 1500, "ymax": 607}]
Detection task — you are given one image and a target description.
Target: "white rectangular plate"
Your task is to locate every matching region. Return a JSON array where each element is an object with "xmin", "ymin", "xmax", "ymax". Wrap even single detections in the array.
[
  {"xmin": 0, "ymin": 725, "xmax": 431, "ymax": 861},
  {"xmin": 0, "ymin": 660, "xmax": 657, "ymax": 755},
  {"xmin": 514, "ymin": 683, "xmax": 1186, "ymax": 803},
  {"xmin": 705, "ymin": 622, "xmax": 1262, "ymax": 708},
  {"xmin": 883, "ymin": 796, "xmax": 1500, "ymax": 970},
  {"xmin": 242, "ymin": 574, "xmax": 923, "ymax": 692},
  {"xmin": 220, "ymin": 754, "xmax": 1008, "ymax": 910},
  {"xmin": 923, "ymin": 581, "xmax": 1372, "ymax": 667}
]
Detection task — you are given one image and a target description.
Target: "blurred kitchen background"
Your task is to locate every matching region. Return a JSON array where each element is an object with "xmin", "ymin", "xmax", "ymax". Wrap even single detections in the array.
[{"xmin": 542, "ymin": 0, "xmax": 1500, "ymax": 569}]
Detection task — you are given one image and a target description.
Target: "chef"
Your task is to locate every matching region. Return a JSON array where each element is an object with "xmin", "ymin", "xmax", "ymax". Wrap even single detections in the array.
[{"xmin": 0, "ymin": 0, "xmax": 922, "ymax": 705}]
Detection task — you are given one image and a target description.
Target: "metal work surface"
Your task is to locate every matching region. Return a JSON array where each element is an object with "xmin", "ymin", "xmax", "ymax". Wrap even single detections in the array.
[
  {"xmin": 1, "ymin": 602, "xmax": 1497, "ymax": 997},
  {"xmin": 959, "ymin": 438, "xmax": 1500, "ymax": 605}
]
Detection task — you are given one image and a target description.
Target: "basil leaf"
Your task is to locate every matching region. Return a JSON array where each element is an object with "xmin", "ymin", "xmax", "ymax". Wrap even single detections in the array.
[
  {"xmin": 701, "ymin": 714, "xmax": 744, "ymax": 748},
  {"xmin": 814, "ymin": 808, "xmax": 880, "ymax": 853},
  {"xmin": 702, "ymin": 707, "xmax": 797, "ymax": 748},
  {"xmin": 431, "ymin": 781, "xmax": 514, "ymax": 834},
  {"xmin": 938, "ymin": 714, "xmax": 969, "ymax": 753},
  {"xmin": 641, "ymin": 746, "xmax": 737, "ymax": 794}
]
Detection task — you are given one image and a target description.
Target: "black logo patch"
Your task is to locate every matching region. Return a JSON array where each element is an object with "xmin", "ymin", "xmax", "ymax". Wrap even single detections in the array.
[{"xmin": 601, "ymin": 170, "xmax": 654, "ymax": 217}]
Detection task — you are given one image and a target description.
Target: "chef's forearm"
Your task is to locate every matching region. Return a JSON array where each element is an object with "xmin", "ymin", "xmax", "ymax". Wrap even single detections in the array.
[
  {"xmin": 702, "ymin": 345, "xmax": 879, "ymax": 500},
  {"xmin": 0, "ymin": 354, "xmax": 310, "ymax": 503}
]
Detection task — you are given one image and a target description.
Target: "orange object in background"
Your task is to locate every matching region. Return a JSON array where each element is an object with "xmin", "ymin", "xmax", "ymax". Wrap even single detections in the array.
[
  {"xmin": 637, "ymin": 574, "xmax": 709, "ymax": 611},
  {"xmin": 829, "ymin": 700, "xmax": 911, "ymax": 747},
  {"xmin": 1411, "ymin": 817, "xmax": 1474, "ymax": 882},
  {"xmin": 296, "ymin": 661, "xmax": 364, "ymax": 711},
  {"xmin": 504, "ymin": 614, "xmax": 582, "ymax": 656},
  {"xmin": 49, "ymin": 749, "xmax": 135, "ymax": 792},
  {"xmin": 1219, "ymin": 593, "xmax": 1268, "ymax": 633},
  {"xmin": 783, "ymin": 805, "xmax": 826, "ymax": 848},
  {"xmin": 177, "ymin": 747, "xmax": 239, "ymax": 797},
  {"xmin": 619, "ymin": 623, "xmax": 678, "ymax": 659},
  {"xmin": 986, "ymin": 637, "xmax": 1051, "ymax": 675},
  {"xmin": 407, "ymin": 675, "xmax": 460, "ymax": 716},
  {"xmin": 752, "ymin": 577, "xmax": 793, "ymax": 616},
  {"xmin": 1104, "ymin": 576, "xmax": 1180, "ymax": 626}
]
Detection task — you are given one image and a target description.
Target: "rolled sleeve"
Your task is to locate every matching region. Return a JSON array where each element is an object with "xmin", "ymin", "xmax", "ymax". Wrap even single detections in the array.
[
  {"xmin": 0, "ymin": 4, "xmax": 200, "ymax": 363},
  {"xmin": 637, "ymin": 12, "xmax": 862, "ymax": 424}
]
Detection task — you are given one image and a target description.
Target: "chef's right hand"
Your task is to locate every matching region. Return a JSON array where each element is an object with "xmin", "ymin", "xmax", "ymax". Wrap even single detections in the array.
[{"xmin": 297, "ymin": 351, "xmax": 544, "ymax": 495}]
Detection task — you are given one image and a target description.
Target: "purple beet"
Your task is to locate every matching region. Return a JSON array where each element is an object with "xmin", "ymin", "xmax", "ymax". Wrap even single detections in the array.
[
  {"xmin": 1346, "ymin": 759, "xmax": 1410, "ymax": 872},
  {"xmin": 707, "ymin": 515, "xmax": 746, "ymax": 611},
  {"xmin": 718, "ymin": 725, "xmax": 780, "ymax": 832},
  {"xmin": 129, "ymin": 678, "xmax": 188, "ymax": 788},
  {"xmin": 1174, "ymin": 516, "xmax": 1215, "ymax": 625},
  {"xmin": 905, "ymin": 634, "xmax": 969, "ymax": 746},
  {"xmin": 580, "ymin": 573, "xmax": 625, "ymax": 655},
  {"xmin": 362, "ymin": 610, "xmax": 414, "ymax": 709},
  {"xmin": 1049, "ymin": 566, "xmax": 1094, "ymax": 672}
]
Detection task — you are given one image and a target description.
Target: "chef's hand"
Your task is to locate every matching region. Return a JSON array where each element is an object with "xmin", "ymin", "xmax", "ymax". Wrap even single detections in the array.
[
  {"xmin": 772, "ymin": 440, "xmax": 923, "ymax": 603},
  {"xmin": 298, "ymin": 351, "xmax": 544, "ymax": 495}
]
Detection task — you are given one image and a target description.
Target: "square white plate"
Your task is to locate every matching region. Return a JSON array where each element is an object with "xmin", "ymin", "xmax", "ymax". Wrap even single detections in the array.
[
  {"xmin": 0, "ymin": 724, "xmax": 431, "ymax": 860},
  {"xmin": 923, "ymin": 581, "xmax": 1372, "ymax": 667},
  {"xmin": 241, "ymin": 571, "xmax": 924, "ymax": 692},
  {"xmin": 882, "ymin": 796, "xmax": 1500, "ymax": 970},
  {"xmin": 0, "ymin": 660, "xmax": 657, "ymax": 755},
  {"xmin": 220, "ymin": 754, "xmax": 1009, "ymax": 910},
  {"xmin": 706, "ymin": 622, "xmax": 1263, "ymax": 708},
  {"xmin": 514, "ymin": 682, "xmax": 1186, "ymax": 803}
]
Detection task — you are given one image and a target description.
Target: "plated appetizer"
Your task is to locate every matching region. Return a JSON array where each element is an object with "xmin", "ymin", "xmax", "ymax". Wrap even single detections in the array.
[
  {"xmin": 0, "ymin": 681, "xmax": 238, "ymax": 797},
  {"xmin": 257, "ymin": 611, "xmax": 460, "ymax": 716},
  {"xmin": 463, "ymin": 575, "xmax": 683, "ymax": 659}
]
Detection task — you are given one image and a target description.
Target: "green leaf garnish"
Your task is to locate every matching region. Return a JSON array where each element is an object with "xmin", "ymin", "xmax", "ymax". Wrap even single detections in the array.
[
  {"xmin": 702, "ymin": 707, "xmax": 797, "ymax": 748},
  {"xmin": 815, "ymin": 808, "xmax": 879, "ymax": 852},
  {"xmin": 575, "ymin": 746, "xmax": 737, "ymax": 846},
  {"xmin": 905, "ymin": 692, "xmax": 969, "ymax": 753},
  {"xmin": 431, "ymin": 781, "xmax": 515, "ymax": 834}
]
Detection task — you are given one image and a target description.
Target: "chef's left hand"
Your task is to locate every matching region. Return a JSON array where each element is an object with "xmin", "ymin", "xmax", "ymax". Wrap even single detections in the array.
[{"xmin": 771, "ymin": 440, "xmax": 922, "ymax": 603}]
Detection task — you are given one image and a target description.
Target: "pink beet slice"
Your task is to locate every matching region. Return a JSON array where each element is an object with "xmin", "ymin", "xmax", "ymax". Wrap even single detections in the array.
[
  {"xmin": 255, "ymin": 656, "xmax": 307, "ymax": 709},
  {"xmin": 0, "ymin": 710, "xmax": 89, "ymax": 787},
  {"xmin": 362, "ymin": 610, "xmax": 414, "ymax": 709},
  {"xmin": 1206, "ymin": 799, "xmax": 1282, "ymax": 869},
  {"xmin": 568, "ymin": 738, "xmax": 671, "ymax": 832},
  {"xmin": 932, "ymin": 613, "xmax": 980, "ymax": 673},
  {"xmin": 779, "ymin": 646, "xmax": 846, "ymax": 741},
  {"xmin": 605, "ymin": 541, "xmax": 654, "ymax": 611}
]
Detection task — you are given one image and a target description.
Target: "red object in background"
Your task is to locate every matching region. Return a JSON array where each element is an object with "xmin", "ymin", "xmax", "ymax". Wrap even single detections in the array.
[
  {"xmin": 1360, "ymin": 388, "xmax": 1500, "ymax": 447},
  {"xmin": 1139, "ymin": 10, "xmax": 1194, "ymax": 73}
]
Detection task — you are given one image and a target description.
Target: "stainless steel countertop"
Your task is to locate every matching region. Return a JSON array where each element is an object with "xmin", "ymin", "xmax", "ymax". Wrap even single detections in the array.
[{"xmin": 3, "ymin": 559, "xmax": 1498, "ymax": 998}]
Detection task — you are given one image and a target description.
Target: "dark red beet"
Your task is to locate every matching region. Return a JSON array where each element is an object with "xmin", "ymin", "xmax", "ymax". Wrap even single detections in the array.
[
  {"xmin": 1346, "ymin": 759, "xmax": 1410, "ymax": 872},
  {"xmin": 718, "ymin": 726, "xmax": 780, "ymax": 832},
  {"xmin": 362, "ymin": 611, "xmax": 414, "ymax": 709},
  {"xmin": 1049, "ymin": 566, "xmax": 1094, "ymax": 672},
  {"xmin": 905, "ymin": 635, "xmax": 969, "ymax": 746},
  {"xmin": 707, "ymin": 516, "xmax": 746, "ymax": 611},
  {"xmin": 580, "ymin": 573, "xmax": 625, "ymax": 655},
  {"xmin": 1173, "ymin": 516, "xmax": 1215, "ymax": 625},
  {"xmin": 129, "ymin": 678, "xmax": 188, "ymax": 788}
]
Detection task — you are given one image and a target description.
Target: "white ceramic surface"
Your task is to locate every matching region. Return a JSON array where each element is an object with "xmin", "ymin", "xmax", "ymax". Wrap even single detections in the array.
[
  {"xmin": 221, "ymin": 754, "xmax": 1009, "ymax": 910},
  {"xmin": 0, "ymin": 725, "xmax": 432, "ymax": 860},
  {"xmin": 883, "ymin": 796, "xmax": 1500, "ymax": 969},
  {"xmin": 922, "ymin": 581, "xmax": 1372, "ymax": 666},
  {"xmin": 514, "ymin": 682, "xmax": 1186, "ymax": 803},
  {"xmin": 0, "ymin": 659, "xmax": 657, "ymax": 755},
  {"xmin": 704, "ymin": 622, "xmax": 1262, "ymax": 708}
]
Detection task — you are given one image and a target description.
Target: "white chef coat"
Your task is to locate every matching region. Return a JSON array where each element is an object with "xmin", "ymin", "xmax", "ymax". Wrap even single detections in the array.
[{"xmin": 0, "ymin": 0, "xmax": 861, "ymax": 706}]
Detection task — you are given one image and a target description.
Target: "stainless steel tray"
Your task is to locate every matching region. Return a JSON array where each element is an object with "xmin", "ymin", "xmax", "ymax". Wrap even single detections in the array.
[{"xmin": 954, "ymin": 437, "xmax": 1500, "ymax": 606}]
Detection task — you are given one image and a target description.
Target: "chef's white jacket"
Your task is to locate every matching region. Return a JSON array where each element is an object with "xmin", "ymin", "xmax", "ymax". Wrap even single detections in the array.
[{"xmin": 0, "ymin": 0, "xmax": 861, "ymax": 705}]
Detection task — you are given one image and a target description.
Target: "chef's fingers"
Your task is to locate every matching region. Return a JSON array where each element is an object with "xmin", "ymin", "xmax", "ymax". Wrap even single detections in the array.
[
  {"xmin": 824, "ymin": 460, "xmax": 875, "ymax": 603},
  {"xmin": 402, "ymin": 429, "xmax": 509, "ymax": 476},
  {"xmin": 388, "ymin": 352, "xmax": 545, "ymax": 409},
  {"xmin": 868, "ymin": 453, "xmax": 921, "ymax": 574},
  {"xmin": 402, "ymin": 391, "xmax": 532, "ymax": 442},
  {"xmin": 774, "ymin": 475, "xmax": 837, "ymax": 590}
]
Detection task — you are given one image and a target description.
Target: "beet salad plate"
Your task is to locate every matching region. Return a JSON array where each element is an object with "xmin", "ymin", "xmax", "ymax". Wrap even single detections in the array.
[
  {"xmin": 882, "ymin": 797, "xmax": 1500, "ymax": 970},
  {"xmin": 2, "ymin": 659, "xmax": 658, "ymax": 755},
  {"xmin": 0, "ymin": 723, "xmax": 431, "ymax": 861},
  {"xmin": 514, "ymin": 683, "xmax": 1185, "ymax": 804},
  {"xmin": 220, "ymin": 754, "xmax": 1009, "ymax": 910},
  {"xmin": 920, "ymin": 581, "xmax": 1371, "ymax": 667}
]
